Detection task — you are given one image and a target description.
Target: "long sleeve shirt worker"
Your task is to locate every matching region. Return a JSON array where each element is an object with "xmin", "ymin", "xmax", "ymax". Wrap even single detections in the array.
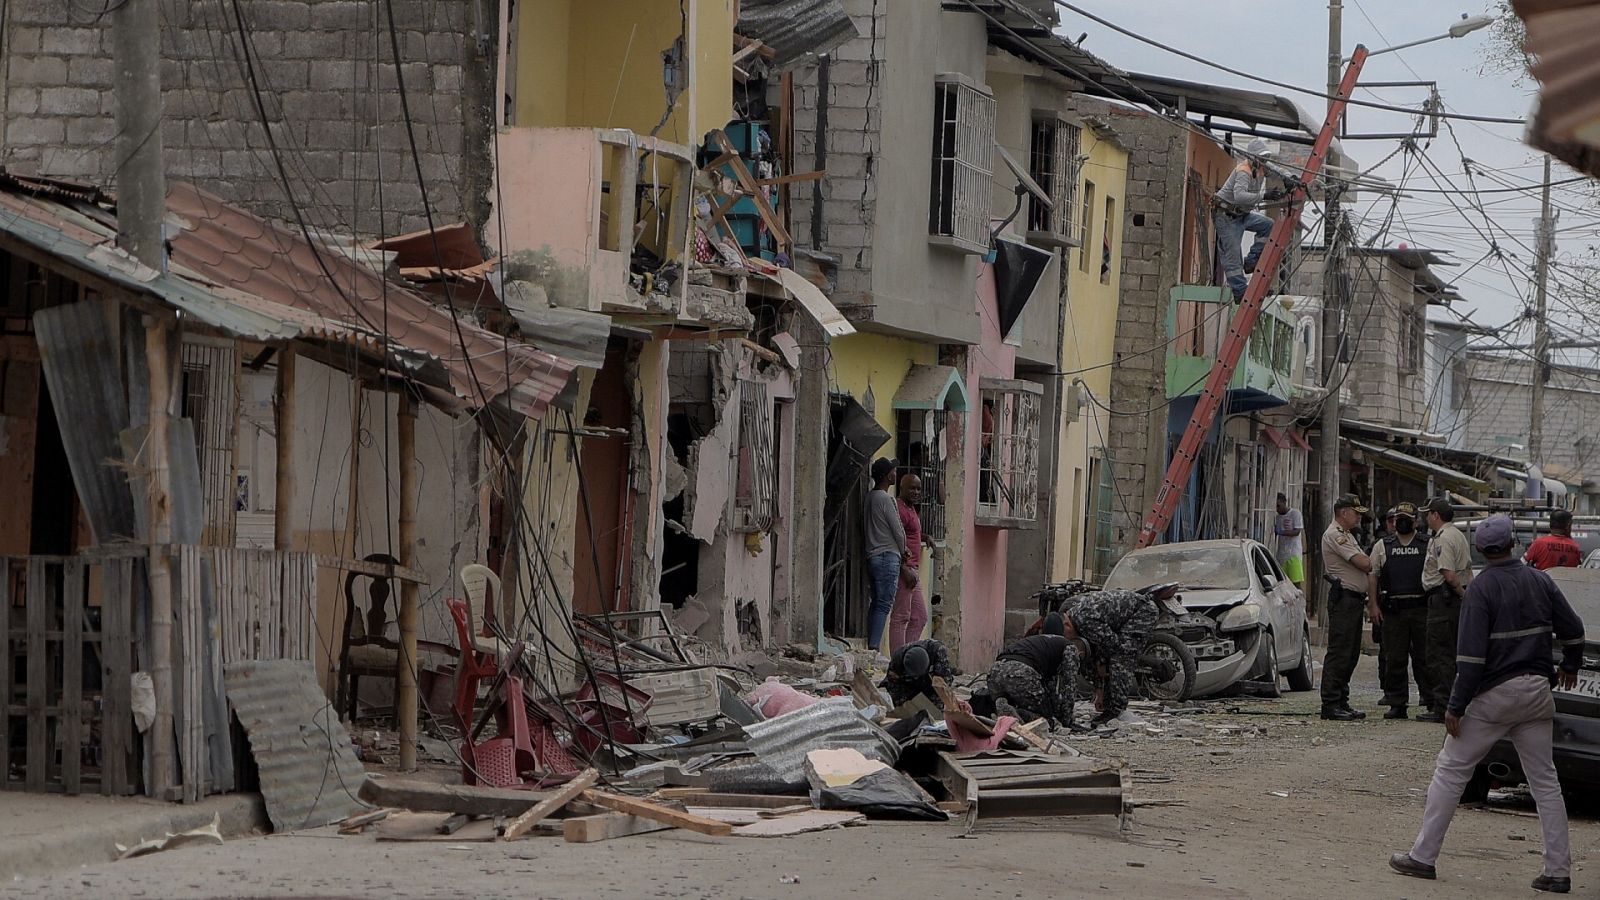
[{"xmin": 1447, "ymin": 556, "xmax": 1586, "ymax": 715}]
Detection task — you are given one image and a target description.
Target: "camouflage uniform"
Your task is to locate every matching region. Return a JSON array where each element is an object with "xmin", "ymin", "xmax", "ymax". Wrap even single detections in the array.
[
  {"xmin": 985, "ymin": 639, "xmax": 1080, "ymax": 727},
  {"xmin": 882, "ymin": 639, "xmax": 956, "ymax": 708},
  {"xmin": 1068, "ymin": 589, "xmax": 1158, "ymax": 719}
]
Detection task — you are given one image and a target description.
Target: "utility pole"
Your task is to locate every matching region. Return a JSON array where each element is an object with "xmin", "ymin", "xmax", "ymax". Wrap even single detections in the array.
[
  {"xmin": 1528, "ymin": 153, "xmax": 1554, "ymax": 484},
  {"xmin": 115, "ymin": 0, "xmax": 173, "ymax": 799},
  {"xmin": 1317, "ymin": 0, "xmax": 1344, "ymax": 628}
]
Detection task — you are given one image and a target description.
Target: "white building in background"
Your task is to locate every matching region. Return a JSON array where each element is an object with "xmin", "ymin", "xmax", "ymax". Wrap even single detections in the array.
[{"xmin": 1423, "ymin": 306, "xmax": 1485, "ymax": 452}]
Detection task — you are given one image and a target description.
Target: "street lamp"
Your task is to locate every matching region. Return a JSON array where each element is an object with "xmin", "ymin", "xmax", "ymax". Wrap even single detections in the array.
[{"xmin": 1356, "ymin": 13, "xmax": 1495, "ymax": 60}]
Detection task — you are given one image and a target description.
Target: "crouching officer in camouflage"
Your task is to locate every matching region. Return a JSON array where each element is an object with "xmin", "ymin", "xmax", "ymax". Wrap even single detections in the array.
[
  {"xmin": 986, "ymin": 615, "xmax": 1078, "ymax": 727},
  {"xmin": 1368, "ymin": 502, "xmax": 1436, "ymax": 720},
  {"xmin": 1063, "ymin": 589, "xmax": 1158, "ymax": 726},
  {"xmin": 881, "ymin": 639, "xmax": 955, "ymax": 709}
]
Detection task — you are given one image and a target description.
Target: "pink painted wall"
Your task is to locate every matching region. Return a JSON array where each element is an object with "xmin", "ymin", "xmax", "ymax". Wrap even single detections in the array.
[{"xmin": 956, "ymin": 263, "xmax": 1017, "ymax": 671}]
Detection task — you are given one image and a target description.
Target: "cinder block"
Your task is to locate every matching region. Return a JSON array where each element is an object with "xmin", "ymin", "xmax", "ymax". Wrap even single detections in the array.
[
  {"xmin": 41, "ymin": 27, "xmax": 102, "ymax": 56},
  {"xmin": 5, "ymin": 116, "xmax": 65, "ymax": 146}
]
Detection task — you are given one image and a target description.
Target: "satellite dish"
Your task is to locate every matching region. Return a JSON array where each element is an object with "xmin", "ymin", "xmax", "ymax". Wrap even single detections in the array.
[{"xmin": 995, "ymin": 144, "xmax": 1051, "ymax": 210}]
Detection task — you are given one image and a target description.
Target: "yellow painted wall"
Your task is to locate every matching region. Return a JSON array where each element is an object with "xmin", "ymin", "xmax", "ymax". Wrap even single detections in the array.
[
  {"xmin": 829, "ymin": 333, "xmax": 940, "ymax": 441},
  {"xmin": 514, "ymin": 0, "xmax": 734, "ymax": 143},
  {"xmin": 1051, "ymin": 129, "xmax": 1129, "ymax": 581}
]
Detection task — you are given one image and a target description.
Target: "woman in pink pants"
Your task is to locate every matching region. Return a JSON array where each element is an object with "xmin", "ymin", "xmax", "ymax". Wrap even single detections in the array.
[{"xmin": 890, "ymin": 473, "xmax": 933, "ymax": 651}]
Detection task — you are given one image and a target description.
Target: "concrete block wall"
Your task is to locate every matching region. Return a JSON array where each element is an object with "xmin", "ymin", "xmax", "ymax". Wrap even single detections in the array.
[
  {"xmin": 0, "ymin": 0, "xmax": 490, "ymax": 238},
  {"xmin": 1062, "ymin": 97, "xmax": 1189, "ymax": 550},
  {"xmin": 787, "ymin": 5, "xmax": 885, "ymax": 307},
  {"xmin": 1465, "ymin": 355, "xmax": 1600, "ymax": 485}
]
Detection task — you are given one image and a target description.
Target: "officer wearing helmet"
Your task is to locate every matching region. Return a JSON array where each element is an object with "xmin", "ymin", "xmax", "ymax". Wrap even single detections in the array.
[
  {"xmin": 881, "ymin": 638, "xmax": 954, "ymax": 709},
  {"xmin": 1213, "ymin": 137, "xmax": 1280, "ymax": 300}
]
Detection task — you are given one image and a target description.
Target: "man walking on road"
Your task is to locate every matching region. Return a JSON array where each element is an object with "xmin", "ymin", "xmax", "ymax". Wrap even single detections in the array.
[
  {"xmin": 1419, "ymin": 498, "xmax": 1472, "ymax": 723},
  {"xmin": 1389, "ymin": 514, "xmax": 1585, "ymax": 893},
  {"xmin": 1367, "ymin": 502, "xmax": 1434, "ymax": 720},
  {"xmin": 1321, "ymin": 494, "xmax": 1372, "ymax": 721},
  {"xmin": 1274, "ymin": 493, "xmax": 1305, "ymax": 590},
  {"xmin": 1525, "ymin": 509, "xmax": 1582, "ymax": 571}
]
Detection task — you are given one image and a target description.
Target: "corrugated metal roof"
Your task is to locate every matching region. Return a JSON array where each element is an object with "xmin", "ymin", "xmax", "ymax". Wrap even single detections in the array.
[
  {"xmin": 224, "ymin": 660, "xmax": 368, "ymax": 832},
  {"xmin": 736, "ymin": 0, "xmax": 860, "ymax": 70},
  {"xmin": 0, "ymin": 173, "xmax": 578, "ymax": 419},
  {"xmin": 741, "ymin": 698, "xmax": 899, "ymax": 782},
  {"xmin": 1515, "ymin": 0, "xmax": 1600, "ymax": 176}
]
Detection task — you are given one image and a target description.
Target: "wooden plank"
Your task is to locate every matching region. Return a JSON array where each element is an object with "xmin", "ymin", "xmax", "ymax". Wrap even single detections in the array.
[
  {"xmin": 357, "ymin": 777, "xmax": 603, "ymax": 819},
  {"xmin": 0, "ymin": 557, "xmax": 10, "ymax": 789},
  {"xmin": 316, "ymin": 556, "xmax": 428, "ymax": 585},
  {"xmin": 732, "ymin": 810, "xmax": 864, "ymax": 838},
  {"xmin": 337, "ymin": 808, "xmax": 392, "ymax": 834},
  {"xmin": 711, "ymin": 130, "xmax": 792, "ymax": 250},
  {"xmin": 578, "ymin": 790, "xmax": 733, "ymax": 836},
  {"xmin": 562, "ymin": 812, "xmax": 674, "ymax": 844},
  {"xmin": 436, "ymin": 813, "xmax": 471, "ymax": 835},
  {"xmin": 102, "ymin": 559, "xmax": 132, "ymax": 795},
  {"xmin": 61, "ymin": 560, "xmax": 83, "ymax": 793},
  {"xmin": 652, "ymin": 789, "xmax": 810, "ymax": 810},
  {"xmin": 499, "ymin": 768, "xmax": 599, "ymax": 840},
  {"xmin": 25, "ymin": 558, "xmax": 47, "ymax": 790}
]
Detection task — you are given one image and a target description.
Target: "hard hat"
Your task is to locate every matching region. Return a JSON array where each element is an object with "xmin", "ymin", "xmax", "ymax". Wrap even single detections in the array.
[{"xmin": 1246, "ymin": 138, "xmax": 1274, "ymax": 160}]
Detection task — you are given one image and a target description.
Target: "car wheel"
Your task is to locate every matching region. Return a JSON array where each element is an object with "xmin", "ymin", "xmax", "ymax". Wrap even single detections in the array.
[
  {"xmin": 1285, "ymin": 623, "xmax": 1315, "ymax": 692},
  {"xmin": 1461, "ymin": 765, "xmax": 1492, "ymax": 804},
  {"xmin": 1255, "ymin": 627, "xmax": 1282, "ymax": 698},
  {"xmin": 1138, "ymin": 632, "xmax": 1197, "ymax": 702}
]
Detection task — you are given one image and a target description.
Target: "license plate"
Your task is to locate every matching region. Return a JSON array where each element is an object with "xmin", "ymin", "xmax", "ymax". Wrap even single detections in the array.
[{"xmin": 1564, "ymin": 670, "xmax": 1600, "ymax": 700}]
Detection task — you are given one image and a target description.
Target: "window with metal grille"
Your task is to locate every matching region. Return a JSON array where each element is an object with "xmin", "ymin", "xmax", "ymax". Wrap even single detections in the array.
[
  {"xmin": 976, "ymin": 379, "xmax": 1043, "ymax": 528},
  {"xmin": 180, "ymin": 339, "xmax": 239, "ymax": 545},
  {"xmin": 1026, "ymin": 117, "xmax": 1082, "ymax": 247},
  {"xmin": 895, "ymin": 408, "xmax": 950, "ymax": 542},
  {"xmin": 1398, "ymin": 308, "xmax": 1424, "ymax": 373},
  {"xmin": 733, "ymin": 379, "xmax": 776, "ymax": 532},
  {"xmin": 929, "ymin": 75, "xmax": 996, "ymax": 254}
]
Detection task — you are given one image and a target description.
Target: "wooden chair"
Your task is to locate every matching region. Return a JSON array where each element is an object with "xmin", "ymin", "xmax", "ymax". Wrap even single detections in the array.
[{"xmin": 337, "ymin": 553, "xmax": 401, "ymax": 721}]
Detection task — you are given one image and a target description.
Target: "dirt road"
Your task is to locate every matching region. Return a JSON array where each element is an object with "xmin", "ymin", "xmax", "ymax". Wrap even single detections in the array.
[{"xmin": 6, "ymin": 657, "xmax": 1590, "ymax": 898}]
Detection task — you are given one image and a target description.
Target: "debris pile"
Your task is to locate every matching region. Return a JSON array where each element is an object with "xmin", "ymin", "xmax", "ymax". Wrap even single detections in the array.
[{"xmin": 331, "ymin": 626, "xmax": 1132, "ymax": 843}]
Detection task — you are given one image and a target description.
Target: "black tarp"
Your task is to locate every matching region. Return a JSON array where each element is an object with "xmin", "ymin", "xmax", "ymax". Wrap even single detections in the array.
[{"xmin": 993, "ymin": 237, "xmax": 1053, "ymax": 339}]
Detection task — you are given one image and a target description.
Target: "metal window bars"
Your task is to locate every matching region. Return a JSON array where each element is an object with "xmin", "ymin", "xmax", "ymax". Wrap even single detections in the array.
[
  {"xmin": 977, "ymin": 380, "xmax": 1043, "ymax": 528},
  {"xmin": 929, "ymin": 76, "xmax": 996, "ymax": 254},
  {"xmin": 1027, "ymin": 117, "xmax": 1083, "ymax": 247},
  {"xmin": 733, "ymin": 379, "xmax": 775, "ymax": 533},
  {"xmin": 180, "ymin": 338, "xmax": 238, "ymax": 546}
]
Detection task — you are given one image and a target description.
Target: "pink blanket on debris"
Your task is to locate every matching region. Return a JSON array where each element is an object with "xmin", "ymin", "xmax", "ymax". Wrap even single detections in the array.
[
  {"xmin": 744, "ymin": 678, "xmax": 820, "ymax": 718},
  {"xmin": 945, "ymin": 701, "xmax": 1018, "ymax": 752}
]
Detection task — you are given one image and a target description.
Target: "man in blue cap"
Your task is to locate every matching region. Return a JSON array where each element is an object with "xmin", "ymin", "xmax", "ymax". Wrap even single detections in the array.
[{"xmin": 1389, "ymin": 514, "xmax": 1585, "ymax": 893}]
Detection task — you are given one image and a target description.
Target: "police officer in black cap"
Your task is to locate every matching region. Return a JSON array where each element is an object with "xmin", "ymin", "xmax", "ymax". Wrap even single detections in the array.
[
  {"xmin": 1367, "ymin": 502, "xmax": 1436, "ymax": 720},
  {"xmin": 880, "ymin": 638, "xmax": 955, "ymax": 708},
  {"xmin": 1320, "ymin": 493, "xmax": 1373, "ymax": 720}
]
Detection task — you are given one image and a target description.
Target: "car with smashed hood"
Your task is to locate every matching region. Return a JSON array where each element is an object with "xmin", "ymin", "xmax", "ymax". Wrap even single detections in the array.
[{"xmin": 1103, "ymin": 539, "xmax": 1314, "ymax": 700}]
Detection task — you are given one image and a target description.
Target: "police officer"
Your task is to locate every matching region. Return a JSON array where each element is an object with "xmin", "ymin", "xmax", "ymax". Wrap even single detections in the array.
[
  {"xmin": 1321, "ymin": 494, "xmax": 1373, "ymax": 721},
  {"xmin": 986, "ymin": 614, "xmax": 1078, "ymax": 728},
  {"xmin": 880, "ymin": 639, "xmax": 955, "ymax": 709},
  {"xmin": 1062, "ymin": 589, "xmax": 1158, "ymax": 726},
  {"xmin": 1367, "ymin": 502, "xmax": 1435, "ymax": 720},
  {"xmin": 1418, "ymin": 498, "xmax": 1472, "ymax": 724}
]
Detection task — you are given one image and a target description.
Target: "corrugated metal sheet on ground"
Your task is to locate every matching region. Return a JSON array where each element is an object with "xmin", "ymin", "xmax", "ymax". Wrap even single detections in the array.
[
  {"xmin": 741, "ymin": 698, "xmax": 898, "ymax": 782},
  {"xmin": 224, "ymin": 660, "xmax": 367, "ymax": 832}
]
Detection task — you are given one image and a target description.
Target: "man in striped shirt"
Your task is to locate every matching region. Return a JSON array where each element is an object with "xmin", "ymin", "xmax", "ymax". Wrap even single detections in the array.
[{"xmin": 1389, "ymin": 514, "xmax": 1585, "ymax": 893}]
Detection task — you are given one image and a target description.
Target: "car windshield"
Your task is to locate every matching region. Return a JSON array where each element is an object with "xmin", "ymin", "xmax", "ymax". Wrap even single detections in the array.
[{"xmin": 1104, "ymin": 546, "xmax": 1250, "ymax": 591}]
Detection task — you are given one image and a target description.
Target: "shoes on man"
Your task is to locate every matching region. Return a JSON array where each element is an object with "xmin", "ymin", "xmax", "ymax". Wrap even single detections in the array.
[
  {"xmin": 1321, "ymin": 706, "xmax": 1362, "ymax": 721},
  {"xmin": 1415, "ymin": 708, "xmax": 1445, "ymax": 723},
  {"xmin": 1384, "ymin": 706, "xmax": 1408, "ymax": 720},
  {"xmin": 1388, "ymin": 853, "xmax": 1437, "ymax": 880},
  {"xmin": 1341, "ymin": 704, "xmax": 1367, "ymax": 720},
  {"xmin": 1532, "ymin": 875, "xmax": 1571, "ymax": 893}
]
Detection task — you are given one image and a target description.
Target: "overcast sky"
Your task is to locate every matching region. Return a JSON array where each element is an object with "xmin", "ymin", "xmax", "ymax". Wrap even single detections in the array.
[{"xmin": 1062, "ymin": 1, "xmax": 1600, "ymax": 338}]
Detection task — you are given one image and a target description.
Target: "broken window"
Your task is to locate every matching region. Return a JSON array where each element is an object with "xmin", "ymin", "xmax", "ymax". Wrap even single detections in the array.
[
  {"xmin": 733, "ymin": 379, "xmax": 776, "ymax": 533},
  {"xmin": 1026, "ymin": 116, "xmax": 1081, "ymax": 247},
  {"xmin": 1398, "ymin": 307, "xmax": 1424, "ymax": 374},
  {"xmin": 976, "ymin": 379, "xmax": 1042, "ymax": 528},
  {"xmin": 928, "ymin": 74, "xmax": 996, "ymax": 254},
  {"xmin": 896, "ymin": 409, "xmax": 950, "ymax": 542},
  {"xmin": 1078, "ymin": 180, "xmax": 1096, "ymax": 273},
  {"xmin": 1100, "ymin": 196, "xmax": 1115, "ymax": 284}
]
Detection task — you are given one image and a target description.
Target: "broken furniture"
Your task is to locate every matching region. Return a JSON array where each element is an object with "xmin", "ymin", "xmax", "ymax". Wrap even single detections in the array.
[
  {"xmin": 934, "ymin": 750, "xmax": 1130, "ymax": 830},
  {"xmin": 336, "ymin": 553, "xmax": 402, "ymax": 721},
  {"xmin": 445, "ymin": 597, "xmax": 540, "ymax": 787}
]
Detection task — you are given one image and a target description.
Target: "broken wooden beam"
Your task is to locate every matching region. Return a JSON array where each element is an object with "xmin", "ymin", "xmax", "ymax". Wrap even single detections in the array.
[
  {"xmin": 579, "ymin": 790, "xmax": 734, "ymax": 836},
  {"xmin": 358, "ymin": 777, "xmax": 602, "ymax": 819},
  {"xmin": 563, "ymin": 812, "xmax": 676, "ymax": 843},
  {"xmin": 337, "ymin": 808, "xmax": 392, "ymax": 834},
  {"xmin": 499, "ymin": 769, "xmax": 599, "ymax": 841},
  {"xmin": 436, "ymin": 813, "xmax": 471, "ymax": 835},
  {"xmin": 652, "ymin": 789, "xmax": 809, "ymax": 810}
]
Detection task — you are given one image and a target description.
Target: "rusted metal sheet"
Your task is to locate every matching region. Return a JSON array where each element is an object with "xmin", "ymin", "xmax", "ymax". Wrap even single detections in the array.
[
  {"xmin": 224, "ymin": 660, "xmax": 367, "ymax": 832},
  {"xmin": 736, "ymin": 0, "xmax": 859, "ymax": 70},
  {"xmin": 742, "ymin": 698, "xmax": 899, "ymax": 782},
  {"xmin": 0, "ymin": 173, "xmax": 578, "ymax": 420}
]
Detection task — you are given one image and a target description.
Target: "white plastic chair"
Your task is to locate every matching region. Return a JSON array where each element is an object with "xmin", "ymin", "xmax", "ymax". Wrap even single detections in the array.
[{"xmin": 459, "ymin": 564, "xmax": 512, "ymax": 660}]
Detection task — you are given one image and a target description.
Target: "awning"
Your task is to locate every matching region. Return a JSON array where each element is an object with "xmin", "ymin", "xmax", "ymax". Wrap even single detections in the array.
[
  {"xmin": 736, "ymin": 0, "xmax": 860, "ymax": 71},
  {"xmin": 1513, "ymin": 0, "xmax": 1600, "ymax": 177},
  {"xmin": 1287, "ymin": 428, "xmax": 1312, "ymax": 451},
  {"xmin": 1262, "ymin": 425, "xmax": 1291, "ymax": 449},
  {"xmin": 893, "ymin": 364, "xmax": 970, "ymax": 412},
  {"xmin": 1350, "ymin": 439, "xmax": 1489, "ymax": 492},
  {"xmin": 0, "ymin": 174, "xmax": 579, "ymax": 420}
]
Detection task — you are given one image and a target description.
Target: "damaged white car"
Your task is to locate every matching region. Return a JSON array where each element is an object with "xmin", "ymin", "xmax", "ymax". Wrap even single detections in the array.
[{"xmin": 1104, "ymin": 539, "xmax": 1314, "ymax": 701}]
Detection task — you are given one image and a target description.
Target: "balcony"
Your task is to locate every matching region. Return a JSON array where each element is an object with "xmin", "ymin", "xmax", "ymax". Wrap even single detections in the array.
[
  {"xmin": 492, "ymin": 127, "xmax": 695, "ymax": 317},
  {"xmin": 1164, "ymin": 284, "xmax": 1296, "ymax": 412}
]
